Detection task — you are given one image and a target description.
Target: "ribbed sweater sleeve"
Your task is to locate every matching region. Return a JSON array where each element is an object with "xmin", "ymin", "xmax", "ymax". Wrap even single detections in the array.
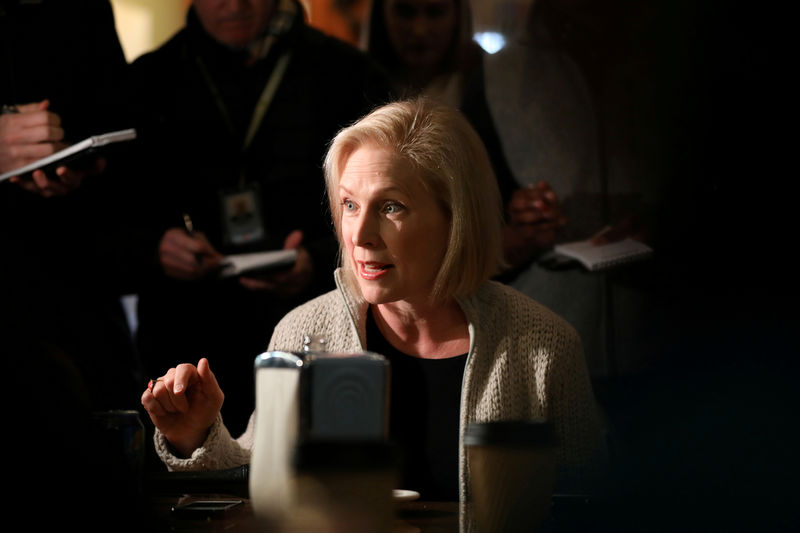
[{"xmin": 154, "ymin": 413, "xmax": 254, "ymax": 471}]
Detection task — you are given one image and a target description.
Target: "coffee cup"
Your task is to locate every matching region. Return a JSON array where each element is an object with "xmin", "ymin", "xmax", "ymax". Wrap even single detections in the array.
[
  {"xmin": 465, "ymin": 419, "xmax": 557, "ymax": 532},
  {"xmin": 289, "ymin": 441, "xmax": 397, "ymax": 532}
]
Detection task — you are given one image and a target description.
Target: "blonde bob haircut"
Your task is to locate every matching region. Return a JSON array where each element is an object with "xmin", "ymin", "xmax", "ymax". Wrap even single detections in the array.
[{"xmin": 323, "ymin": 97, "xmax": 505, "ymax": 304}]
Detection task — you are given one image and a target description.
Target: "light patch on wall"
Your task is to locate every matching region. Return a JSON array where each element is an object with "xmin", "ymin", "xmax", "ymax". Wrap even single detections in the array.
[
  {"xmin": 110, "ymin": 1, "xmax": 154, "ymax": 63},
  {"xmin": 110, "ymin": 0, "xmax": 188, "ymax": 63},
  {"xmin": 473, "ymin": 32, "xmax": 507, "ymax": 54}
]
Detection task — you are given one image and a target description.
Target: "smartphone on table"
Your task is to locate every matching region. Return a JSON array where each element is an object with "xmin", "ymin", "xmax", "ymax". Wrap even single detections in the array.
[{"xmin": 171, "ymin": 499, "xmax": 243, "ymax": 519}]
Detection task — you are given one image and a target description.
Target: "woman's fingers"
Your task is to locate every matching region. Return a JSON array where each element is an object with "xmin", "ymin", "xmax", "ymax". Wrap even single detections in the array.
[
  {"xmin": 142, "ymin": 360, "xmax": 223, "ymax": 433},
  {"xmin": 142, "ymin": 388, "xmax": 172, "ymax": 419},
  {"xmin": 174, "ymin": 363, "xmax": 200, "ymax": 394},
  {"xmin": 151, "ymin": 376, "xmax": 180, "ymax": 414},
  {"xmin": 196, "ymin": 358, "xmax": 225, "ymax": 407},
  {"xmin": 141, "ymin": 388, "xmax": 161, "ymax": 415},
  {"xmin": 162, "ymin": 363, "xmax": 200, "ymax": 413},
  {"xmin": 197, "ymin": 358, "xmax": 215, "ymax": 387}
]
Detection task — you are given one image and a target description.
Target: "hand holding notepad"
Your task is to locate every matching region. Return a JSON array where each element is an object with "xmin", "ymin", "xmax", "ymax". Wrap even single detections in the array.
[
  {"xmin": 0, "ymin": 128, "xmax": 137, "ymax": 182},
  {"xmin": 219, "ymin": 249, "xmax": 297, "ymax": 278},
  {"xmin": 553, "ymin": 237, "xmax": 653, "ymax": 271}
]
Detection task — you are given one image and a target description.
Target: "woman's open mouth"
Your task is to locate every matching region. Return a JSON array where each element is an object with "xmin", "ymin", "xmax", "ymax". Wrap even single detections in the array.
[{"xmin": 358, "ymin": 261, "xmax": 393, "ymax": 280}]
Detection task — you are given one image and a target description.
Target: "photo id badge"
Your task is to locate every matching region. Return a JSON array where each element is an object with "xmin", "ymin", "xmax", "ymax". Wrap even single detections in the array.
[{"xmin": 220, "ymin": 185, "xmax": 266, "ymax": 246}]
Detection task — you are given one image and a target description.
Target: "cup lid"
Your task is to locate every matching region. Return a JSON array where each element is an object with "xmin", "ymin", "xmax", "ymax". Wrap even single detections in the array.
[{"xmin": 464, "ymin": 419, "xmax": 556, "ymax": 447}]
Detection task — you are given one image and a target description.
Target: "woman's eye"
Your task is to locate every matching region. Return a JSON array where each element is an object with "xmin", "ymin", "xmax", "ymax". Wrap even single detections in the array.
[
  {"xmin": 383, "ymin": 202, "xmax": 404, "ymax": 215},
  {"xmin": 342, "ymin": 199, "xmax": 356, "ymax": 212}
]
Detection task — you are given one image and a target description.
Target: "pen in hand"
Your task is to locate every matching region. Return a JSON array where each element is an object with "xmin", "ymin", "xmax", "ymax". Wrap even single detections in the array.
[
  {"xmin": 183, "ymin": 213, "xmax": 203, "ymax": 265},
  {"xmin": 183, "ymin": 213, "xmax": 195, "ymax": 235}
]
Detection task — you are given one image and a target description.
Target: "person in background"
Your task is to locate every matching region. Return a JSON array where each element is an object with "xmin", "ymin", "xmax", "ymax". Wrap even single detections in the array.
[
  {"xmin": 485, "ymin": 3, "xmax": 799, "ymax": 530},
  {"xmin": 1, "ymin": 0, "xmax": 142, "ymax": 529},
  {"xmin": 0, "ymin": 0, "xmax": 140, "ymax": 416},
  {"xmin": 362, "ymin": 0, "xmax": 565, "ymax": 271},
  {"xmin": 141, "ymin": 99, "xmax": 606, "ymax": 512},
  {"xmin": 481, "ymin": 0, "xmax": 666, "ymax": 382},
  {"xmin": 125, "ymin": 0, "xmax": 392, "ymax": 438}
]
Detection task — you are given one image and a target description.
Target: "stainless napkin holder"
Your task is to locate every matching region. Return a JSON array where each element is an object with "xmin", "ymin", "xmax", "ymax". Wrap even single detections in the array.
[{"xmin": 248, "ymin": 350, "xmax": 390, "ymax": 520}]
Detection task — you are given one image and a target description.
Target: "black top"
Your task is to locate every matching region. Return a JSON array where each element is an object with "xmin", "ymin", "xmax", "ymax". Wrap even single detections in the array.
[{"xmin": 366, "ymin": 308, "xmax": 467, "ymax": 502}]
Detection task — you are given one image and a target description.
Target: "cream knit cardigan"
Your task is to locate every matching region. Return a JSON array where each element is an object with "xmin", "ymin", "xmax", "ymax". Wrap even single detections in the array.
[{"xmin": 155, "ymin": 269, "xmax": 606, "ymax": 518}]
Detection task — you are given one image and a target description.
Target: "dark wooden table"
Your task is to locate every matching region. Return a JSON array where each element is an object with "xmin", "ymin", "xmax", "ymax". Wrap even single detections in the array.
[
  {"xmin": 140, "ymin": 467, "xmax": 602, "ymax": 532},
  {"xmin": 145, "ymin": 492, "xmax": 459, "ymax": 532}
]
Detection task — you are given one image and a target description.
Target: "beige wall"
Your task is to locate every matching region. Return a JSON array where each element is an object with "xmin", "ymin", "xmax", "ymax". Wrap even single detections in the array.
[{"xmin": 110, "ymin": 0, "xmax": 191, "ymax": 63}]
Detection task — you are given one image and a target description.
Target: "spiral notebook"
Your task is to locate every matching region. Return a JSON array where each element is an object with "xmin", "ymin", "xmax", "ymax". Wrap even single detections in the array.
[
  {"xmin": 554, "ymin": 238, "xmax": 653, "ymax": 271},
  {"xmin": 218, "ymin": 249, "xmax": 297, "ymax": 278}
]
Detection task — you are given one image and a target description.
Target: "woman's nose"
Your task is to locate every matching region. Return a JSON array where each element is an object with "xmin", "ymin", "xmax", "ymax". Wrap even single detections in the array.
[{"xmin": 351, "ymin": 213, "xmax": 379, "ymax": 247}]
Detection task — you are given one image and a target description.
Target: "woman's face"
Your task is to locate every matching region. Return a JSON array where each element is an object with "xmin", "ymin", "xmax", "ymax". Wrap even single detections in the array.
[
  {"xmin": 383, "ymin": 0, "xmax": 458, "ymax": 71},
  {"xmin": 338, "ymin": 145, "xmax": 450, "ymax": 307}
]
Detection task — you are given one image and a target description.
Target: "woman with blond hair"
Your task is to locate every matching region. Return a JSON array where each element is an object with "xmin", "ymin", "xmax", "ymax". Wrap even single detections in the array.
[{"xmin": 142, "ymin": 97, "xmax": 605, "ymax": 507}]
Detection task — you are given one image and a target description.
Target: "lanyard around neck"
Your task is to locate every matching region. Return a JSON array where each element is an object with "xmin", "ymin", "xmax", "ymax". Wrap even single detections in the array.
[{"xmin": 195, "ymin": 50, "xmax": 292, "ymax": 153}]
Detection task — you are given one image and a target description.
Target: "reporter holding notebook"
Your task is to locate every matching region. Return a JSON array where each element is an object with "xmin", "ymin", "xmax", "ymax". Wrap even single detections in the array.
[
  {"xmin": 0, "ymin": 100, "xmax": 110, "ymax": 196},
  {"xmin": 2, "ymin": 1, "xmax": 143, "ymax": 529},
  {"xmin": 127, "ymin": 0, "xmax": 391, "ymax": 437}
]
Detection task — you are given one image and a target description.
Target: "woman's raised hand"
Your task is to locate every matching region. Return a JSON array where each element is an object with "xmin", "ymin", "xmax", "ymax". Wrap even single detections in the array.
[{"xmin": 141, "ymin": 358, "xmax": 224, "ymax": 457}]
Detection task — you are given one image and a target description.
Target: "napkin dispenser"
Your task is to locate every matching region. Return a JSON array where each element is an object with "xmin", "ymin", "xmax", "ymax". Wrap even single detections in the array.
[{"xmin": 248, "ymin": 350, "xmax": 390, "ymax": 520}]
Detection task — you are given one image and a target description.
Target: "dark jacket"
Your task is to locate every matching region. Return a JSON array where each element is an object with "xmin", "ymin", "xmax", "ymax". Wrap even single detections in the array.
[
  {"xmin": 0, "ymin": 0, "xmax": 139, "ymax": 412},
  {"xmin": 127, "ymin": 3, "xmax": 391, "ymax": 435}
]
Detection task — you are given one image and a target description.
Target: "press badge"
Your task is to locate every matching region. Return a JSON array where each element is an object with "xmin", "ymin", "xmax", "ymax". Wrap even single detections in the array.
[{"xmin": 220, "ymin": 185, "xmax": 266, "ymax": 246}]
